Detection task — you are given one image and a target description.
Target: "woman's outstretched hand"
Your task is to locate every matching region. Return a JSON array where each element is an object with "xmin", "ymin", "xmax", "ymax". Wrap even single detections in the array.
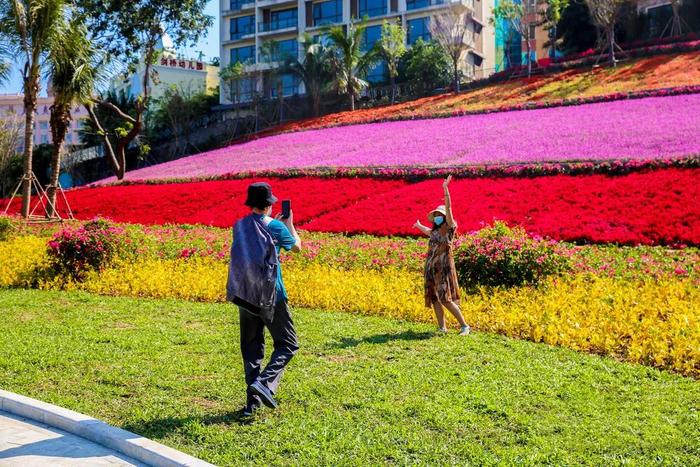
[
  {"xmin": 413, "ymin": 219, "xmax": 423, "ymax": 230},
  {"xmin": 443, "ymin": 175, "xmax": 452, "ymax": 191}
]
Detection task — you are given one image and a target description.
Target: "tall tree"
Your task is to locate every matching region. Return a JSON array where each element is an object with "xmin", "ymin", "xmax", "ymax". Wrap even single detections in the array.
[
  {"xmin": 0, "ymin": 115, "xmax": 22, "ymax": 197},
  {"xmin": 75, "ymin": 0, "xmax": 213, "ymax": 179},
  {"xmin": 0, "ymin": 0, "xmax": 69, "ymax": 218},
  {"xmin": 220, "ymin": 61, "xmax": 247, "ymax": 119},
  {"xmin": 584, "ymin": 0, "xmax": 630, "ymax": 67},
  {"xmin": 429, "ymin": 3, "xmax": 475, "ymax": 92},
  {"xmin": 325, "ymin": 19, "xmax": 377, "ymax": 111},
  {"xmin": 377, "ymin": 20, "xmax": 406, "ymax": 104},
  {"xmin": 398, "ymin": 38, "xmax": 451, "ymax": 97},
  {"xmin": 283, "ymin": 34, "xmax": 334, "ymax": 117},
  {"xmin": 490, "ymin": 0, "xmax": 544, "ymax": 77},
  {"xmin": 542, "ymin": 0, "xmax": 569, "ymax": 57},
  {"xmin": 45, "ymin": 18, "xmax": 98, "ymax": 217}
]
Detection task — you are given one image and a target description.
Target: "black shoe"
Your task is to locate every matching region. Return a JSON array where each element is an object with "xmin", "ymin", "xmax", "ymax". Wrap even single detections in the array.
[
  {"xmin": 249, "ymin": 380, "xmax": 278, "ymax": 409},
  {"xmin": 242, "ymin": 405, "xmax": 258, "ymax": 417}
]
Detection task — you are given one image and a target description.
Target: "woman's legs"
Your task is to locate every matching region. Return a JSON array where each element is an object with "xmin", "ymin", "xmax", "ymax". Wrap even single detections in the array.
[
  {"xmin": 432, "ymin": 301, "xmax": 446, "ymax": 330},
  {"xmin": 442, "ymin": 301, "xmax": 468, "ymax": 328}
]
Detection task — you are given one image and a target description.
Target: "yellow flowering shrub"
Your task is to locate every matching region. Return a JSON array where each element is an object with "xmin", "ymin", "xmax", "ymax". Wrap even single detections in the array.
[
  {"xmin": 0, "ymin": 236, "xmax": 49, "ymax": 288},
  {"xmin": 2, "ymin": 237, "xmax": 698, "ymax": 376}
]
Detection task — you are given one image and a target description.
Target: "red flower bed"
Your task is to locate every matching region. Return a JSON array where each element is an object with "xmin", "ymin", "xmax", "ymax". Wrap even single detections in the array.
[
  {"xmin": 4, "ymin": 178, "xmax": 408, "ymax": 229},
  {"xmin": 6, "ymin": 169, "xmax": 699, "ymax": 245},
  {"xmin": 306, "ymin": 169, "xmax": 700, "ymax": 246}
]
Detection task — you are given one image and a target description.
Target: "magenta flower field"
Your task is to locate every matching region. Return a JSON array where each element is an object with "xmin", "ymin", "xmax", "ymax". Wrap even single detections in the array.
[{"xmin": 110, "ymin": 94, "xmax": 700, "ymax": 182}]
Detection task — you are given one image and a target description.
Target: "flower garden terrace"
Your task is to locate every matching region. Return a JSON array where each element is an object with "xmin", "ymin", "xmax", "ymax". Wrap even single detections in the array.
[{"xmin": 1, "ymin": 219, "xmax": 699, "ymax": 378}]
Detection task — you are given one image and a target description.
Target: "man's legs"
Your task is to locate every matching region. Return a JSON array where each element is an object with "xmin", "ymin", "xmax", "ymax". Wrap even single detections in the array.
[
  {"xmin": 257, "ymin": 300, "xmax": 299, "ymax": 395},
  {"xmin": 239, "ymin": 307, "xmax": 265, "ymax": 410}
]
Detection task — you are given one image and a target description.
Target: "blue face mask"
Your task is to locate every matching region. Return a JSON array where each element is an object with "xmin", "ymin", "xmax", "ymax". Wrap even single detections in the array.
[{"xmin": 434, "ymin": 216, "xmax": 445, "ymax": 226}]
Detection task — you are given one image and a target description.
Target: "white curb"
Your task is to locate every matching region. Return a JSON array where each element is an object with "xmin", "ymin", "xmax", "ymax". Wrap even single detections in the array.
[{"xmin": 0, "ymin": 389, "xmax": 215, "ymax": 467}]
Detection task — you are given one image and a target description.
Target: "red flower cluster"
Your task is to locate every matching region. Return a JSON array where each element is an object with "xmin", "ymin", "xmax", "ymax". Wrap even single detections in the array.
[
  {"xmin": 7, "ymin": 169, "xmax": 698, "ymax": 246},
  {"xmin": 305, "ymin": 169, "xmax": 700, "ymax": 246}
]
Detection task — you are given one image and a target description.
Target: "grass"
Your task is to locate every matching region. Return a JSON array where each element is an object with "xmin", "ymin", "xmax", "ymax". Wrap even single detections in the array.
[{"xmin": 1, "ymin": 289, "xmax": 698, "ymax": 466}]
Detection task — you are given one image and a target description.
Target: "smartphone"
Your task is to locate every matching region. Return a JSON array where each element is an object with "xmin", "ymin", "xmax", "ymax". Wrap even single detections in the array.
[{"xmin": 281, "ymin": 200, "xmax": 291, "ymax": 219}]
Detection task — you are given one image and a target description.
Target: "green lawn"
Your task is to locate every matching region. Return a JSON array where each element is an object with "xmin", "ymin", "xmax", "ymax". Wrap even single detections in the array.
[{"xmin": 1, "ymin": 289, "xmax": 698, "ymax": 466}]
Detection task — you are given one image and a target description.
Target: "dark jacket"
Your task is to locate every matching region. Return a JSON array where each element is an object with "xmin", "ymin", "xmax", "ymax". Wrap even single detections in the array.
[{"xmin": 226, "ymin": 214, "xmax": 279, "ymax": 322}]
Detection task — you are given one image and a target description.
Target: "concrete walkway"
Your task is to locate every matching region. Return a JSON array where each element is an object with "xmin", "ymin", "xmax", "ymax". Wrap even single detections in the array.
[{"xmin": 0, "ymin": 411, "xmax": 144, "ymax": 466}]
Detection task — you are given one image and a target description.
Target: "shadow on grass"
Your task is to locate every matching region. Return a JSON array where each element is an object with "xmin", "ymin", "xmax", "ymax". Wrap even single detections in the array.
[
  {"xmin": 122, "ymin": 409, "xmax": 254, "ymax": 439},
  {"xmin": 328, "ymin": 330, "xmax": 435, "ymax": 349}
]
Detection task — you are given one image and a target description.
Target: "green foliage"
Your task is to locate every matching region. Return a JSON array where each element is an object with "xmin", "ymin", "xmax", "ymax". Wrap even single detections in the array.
[
  {"xmin": 283, "ymin": 34, "xmax": 335, "ymax": 117},
  {"xmin": 325, "ymin": 18, "xmax": 378, "ymax": 110},
  {"xmin": 1, "ymin": 289, "xmax": 699, "ymax": 465},
  {"xmin": 398, "ymin": 39, "xmax": 451, "ymax": 96},
  {"xmin": 378, "ymin": 20, "xmax": 407, "ymax": 81},
  {"xmin": 454, "ymin": 222, "xmax": 571, "ymax": 289},
  {"xmin": 148, "ymin": 85, "xmax": 219, "ymax": 138},
  {"xmin": 556, "ymin": 1, "xmax": 598, "ymax": 54},
  {"xmin": 0, "ymin": 216, "xmax": 13, "ymax": 241},
  {"xmin": 75, "ymin": 0, "xmax": 213, "ymax": 68},
  {"xmin": 79, "ymin": 90, "xmax": 138, "ymax": 147}
]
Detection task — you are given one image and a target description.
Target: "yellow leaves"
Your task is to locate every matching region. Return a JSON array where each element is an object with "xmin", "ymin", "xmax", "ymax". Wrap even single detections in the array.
[{"xmin": 1, "ymin": 239, "xmax": 698, "ymax": 377}]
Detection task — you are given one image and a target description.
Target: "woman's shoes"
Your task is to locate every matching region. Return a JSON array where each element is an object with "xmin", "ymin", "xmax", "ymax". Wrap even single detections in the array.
[
  {"xmin": 437, "ymin": 327, "xmax": 448, "ymax": 334},
  {"xmin": 459, "ymin": 325, "xmax": 471, "ymax": 336}
]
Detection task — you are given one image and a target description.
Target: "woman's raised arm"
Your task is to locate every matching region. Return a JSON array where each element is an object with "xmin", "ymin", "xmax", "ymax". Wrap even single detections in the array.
[{"xmin": 443, "ymin": 175, "xmax": 456, "ymax": 228}]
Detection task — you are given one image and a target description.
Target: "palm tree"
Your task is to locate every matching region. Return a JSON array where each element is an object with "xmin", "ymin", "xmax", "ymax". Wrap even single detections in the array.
[
  {"xmin": 325, "ymin": 19, "xmax": 378, "ymax": 111},
  {"xmin": 0, "ymin": 0, "xmax": 69, "ymax": 219},
  {"xmin": 283, "ymin": 34, "xmax": 334, "ymax": 117},
  {"xmin": 0, "ymin": 42, "xmax": 10, "ymax": 84},
  {"xmin": 45, "ymin": 18, "xmax": 99, "ymax": 217}
]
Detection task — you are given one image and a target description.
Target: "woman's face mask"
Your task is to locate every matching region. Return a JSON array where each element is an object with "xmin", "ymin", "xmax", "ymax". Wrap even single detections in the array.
[{"xmin": 434, "ymin": 216, "xmax": 445, "ymax": 226}]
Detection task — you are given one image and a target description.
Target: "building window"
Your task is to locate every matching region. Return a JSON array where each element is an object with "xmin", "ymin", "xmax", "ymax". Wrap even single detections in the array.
[
  {"xmin": 362, "ymin": 24, "xmax": 382, "ymax": 51},
  {"xmin": 313, "ymin": 0, "xmax": 342, "ymax": 26},
  {"xmin": 358, "ymin": 0, "xmax": 387, "ymax": 18},
  {"xmin": 406, "ymin": 0, "xmax": 443, "ymax": 11},
  {"xmin": 266, "ymin": 38, "xmax": 298, "ymax": 62},
  {"xmin": 230, "ymin": 0, "xmax": 247, "ymax": 11},
  {"xmin": 40, "ymin": 121, "xmax": 49, "ymax": 131},
  {"xmin": 366, "ymin": 61, "xmax": 387, "ymax": 84},
  {"xmin": 270, "ymin": 73, "xmax": 300, "ymax": 97},
  {"xmin": 407, "ymin": 17, "xmax": 431, "ymax": 44},
  {"xmin": 230, "ymin": 15, "xmax": 255, "ymax": 40},
  {"xmin": 41, "ymin": 134, "xmax": 49, "ymax": 144},
  {"xmin": 231, "ymin": 45, "xmax": 256, "ymax": 64},
  {"xmin": 262, "ymin": 8, "xmax": 297, "ymax": 31}
]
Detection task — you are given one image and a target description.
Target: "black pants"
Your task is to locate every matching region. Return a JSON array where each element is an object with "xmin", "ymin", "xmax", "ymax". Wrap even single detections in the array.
[{"xmin": 239, "ymin": 300, "xmax": 299, "ymax": 408}]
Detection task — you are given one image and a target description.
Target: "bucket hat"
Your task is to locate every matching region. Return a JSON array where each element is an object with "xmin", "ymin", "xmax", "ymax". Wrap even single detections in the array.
[
  {"xmin": 245, "ymin": 182, "xmax": 278, "ymax": 208},
  {"xmin": 428, "ymin": 205, "xmax": 447, "ymax": 223}
]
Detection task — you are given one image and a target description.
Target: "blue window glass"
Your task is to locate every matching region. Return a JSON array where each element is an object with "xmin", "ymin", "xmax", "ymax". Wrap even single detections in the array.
[
  {"xmin": 270, "ymin": 74, "xmax": 300, "ymax": 97},
  {"xmin": 261, "ymin": 8, "xmax": 298, "ymax": 31},
  {"xmin": 264, "ymin": 39, "xmax": 298, "ymax": 62},
  {"xmin": 230, "ymin": 0, "xmax": 247, "ymax": 11},
  {"xmin": 240, "ymin": 77, "xmax": 256, "ymax": 102},
  {"xmin": 407, "ymin": 17, "xmax": 431, "ymax": 44},
  {"xmin": 366, "ymin": 61, "xmax": 387, "ymax": 84},
  {"xmin": 313, "ymin": 0, "xmax": 342, "ymax": 26},
  {"xmin": 231, "ymin": 45, "xmax": 255, "ymax": 64},
  {"xmin": 362, "ymin": 25, "xmax": 382, "ymax": 52},
  {"xmin": 358, "ymin": 0, "xmax": 387, "ymax": 18},
  {"xmin": 406, "ymin": 0, "xmax": 443, "ymax": 10},
  {"xmin": 230, "ymin": 16, "xmax": 255, "ymax": 40}
]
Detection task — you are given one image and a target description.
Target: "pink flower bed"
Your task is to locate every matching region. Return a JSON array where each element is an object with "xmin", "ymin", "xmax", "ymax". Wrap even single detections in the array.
[{"xmin": 103, "ymin": 94, "xmax": 700, "ymax": 183}]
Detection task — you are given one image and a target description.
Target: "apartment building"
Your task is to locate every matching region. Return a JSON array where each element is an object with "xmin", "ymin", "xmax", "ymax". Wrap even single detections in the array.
[
  {"xmin": 219, "ymin": 0, "xmax": 496, "ymax": 104},
  {"xmin": 109, "ymin": 35, "xmax": 220, "ymax": 101},
  {"xmin": 0, "ymin": 93, "xmax": 89, "ymax": 153}
]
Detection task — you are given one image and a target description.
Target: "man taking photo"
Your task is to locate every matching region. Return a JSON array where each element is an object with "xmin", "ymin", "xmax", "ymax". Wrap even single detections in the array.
[{"xmin": 227, "ymin": 182, "xmax": 302, "ymax": 417}]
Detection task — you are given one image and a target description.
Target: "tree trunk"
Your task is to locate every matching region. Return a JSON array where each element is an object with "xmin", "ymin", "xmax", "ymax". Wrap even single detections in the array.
[
  {"xmin": 390, "ymin": 74, "xmax": 396, "ymax": 104},
  {"xmin": 21, "ymin": 70, "xmax": 40, "ymax": 219},
  {"xmin": 311, "ymin": 88, "xmax": 321, "ymax": 117},
  {"xmin": 453, "ymin": 60, "xmax": 460, "ymax": 94},
  {"xmin": 609, "ymin": 27, "xmax": 617, "ymax": 67},
  {"xmin": 47, "ymin": 104, "xmax": 71, "ymax": 218},
  {"xmin": 526, "ymin": 39, "xmax": 532, "ymax": 78}
]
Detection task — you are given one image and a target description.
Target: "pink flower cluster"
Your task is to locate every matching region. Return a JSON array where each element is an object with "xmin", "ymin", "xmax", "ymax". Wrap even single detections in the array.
[{"xmin": 99, "ymin": 93, "xmax": 700, "ymax": 183}]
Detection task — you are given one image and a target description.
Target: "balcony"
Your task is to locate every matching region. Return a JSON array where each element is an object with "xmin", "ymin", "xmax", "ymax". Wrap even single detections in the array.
[
  {"xmin": 230, "ymin": 30, "xmax": 255, "ymax": 41},
  {"xmin": 309, "ymin": 16, "xmax": 343, "ymax": 28},
  {"xmin": 357, "ymin": 6, "xmax": 387, "ymax": 18},
  {"xmin": 258, "ymin": 17, "xmax": 298, "ymax": 33},
  {"xmin": 406, "ymin": 0, "xmax": 473, "ymax": 11},
  {"xmin": 228, "ymin": 0, "xmax": 254, "ymax": 12}
]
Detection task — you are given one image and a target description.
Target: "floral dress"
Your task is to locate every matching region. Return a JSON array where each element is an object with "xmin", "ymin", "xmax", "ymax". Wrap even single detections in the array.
[{"xmin": 424, "ymin": 225, "xmax": 460, "ymax": 308}]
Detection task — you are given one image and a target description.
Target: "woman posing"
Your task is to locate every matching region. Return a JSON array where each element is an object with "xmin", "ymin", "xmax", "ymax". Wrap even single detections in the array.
[{"xmin": 414, "ymin": 176, "xmax": 470, "ymax": 336}]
